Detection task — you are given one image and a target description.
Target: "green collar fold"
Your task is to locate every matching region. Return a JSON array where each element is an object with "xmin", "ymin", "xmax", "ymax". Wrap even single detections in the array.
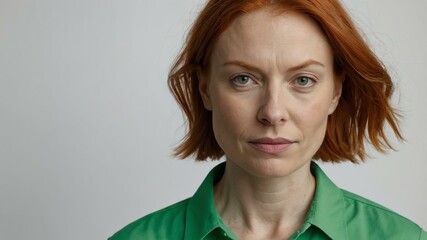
[{"xmin": 184, "ymin": 161, "xmax": 347, "ymax": 240}]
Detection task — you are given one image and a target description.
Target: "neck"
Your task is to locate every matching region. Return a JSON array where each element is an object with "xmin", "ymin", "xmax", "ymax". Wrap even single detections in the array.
[{"xmin": 214, "ymin": 160, "xmax": 315, "ymax": 239}]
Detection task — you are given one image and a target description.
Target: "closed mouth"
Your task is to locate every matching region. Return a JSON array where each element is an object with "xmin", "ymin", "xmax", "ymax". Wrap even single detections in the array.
[{"xmin": 248, "ymin": 137, "xmax": 295, "ymax": 154}]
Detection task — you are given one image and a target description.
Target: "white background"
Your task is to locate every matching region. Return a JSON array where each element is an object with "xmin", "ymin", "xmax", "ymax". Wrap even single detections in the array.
[{"xmin": 1, "ymin": 0, "xmax": 426, "ymax": 239}]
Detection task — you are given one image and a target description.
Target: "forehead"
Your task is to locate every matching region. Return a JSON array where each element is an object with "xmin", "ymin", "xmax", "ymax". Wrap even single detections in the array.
[{"xmin": 210, "ymin": 7, "xmax": 333, "ymax": 69}]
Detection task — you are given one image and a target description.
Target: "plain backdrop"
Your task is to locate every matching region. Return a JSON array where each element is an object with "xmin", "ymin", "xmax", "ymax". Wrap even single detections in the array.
[{"xmin": 1, "ymin": 0, "xmax": 426, "ymax": 239}]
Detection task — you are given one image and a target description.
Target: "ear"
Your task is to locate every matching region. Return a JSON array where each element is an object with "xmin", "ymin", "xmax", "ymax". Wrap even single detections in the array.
[
  {"xmin": 198, "ymin": 68, "xmax": 212, "ymax": 111},
  {"xmin": 328, "ymin": 73, "xmax": 344, "ymax": 115}
]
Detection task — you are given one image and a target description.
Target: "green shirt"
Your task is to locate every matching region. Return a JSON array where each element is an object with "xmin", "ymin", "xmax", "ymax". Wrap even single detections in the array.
[{"xmin": 109, "ymin": 162, "xmax": 427, "ymax": 240}]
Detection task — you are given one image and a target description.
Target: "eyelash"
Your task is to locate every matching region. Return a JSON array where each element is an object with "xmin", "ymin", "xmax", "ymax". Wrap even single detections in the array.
[
  {"xmin": 289, "ymin": 76, "xmax": 317, "ymax": 89},
  {"xmin": 229, "ymin": 74, "xmax": 317, "ymax": 91},
  {"xmin": 230, "ymin": 74, "xmax": 257, "ymax": 87}
]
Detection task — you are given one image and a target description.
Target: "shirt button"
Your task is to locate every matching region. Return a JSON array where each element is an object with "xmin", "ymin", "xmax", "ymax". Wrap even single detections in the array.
[{"xmin": 223, "ymin": 231, "xmax": 228, "ymax": 237}]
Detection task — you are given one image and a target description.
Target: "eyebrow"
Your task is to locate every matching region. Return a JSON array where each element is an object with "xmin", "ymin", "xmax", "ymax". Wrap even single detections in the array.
[
  {"xmin": 288, "ymin": 59, "xmax": 325, "ymax": 72},
  {"xmin": 223, "ymin": 59, "xmax": 325, "ymax": 72},
  {"xmin": 223, "ymin": 60, "xmax": 262, "ymax": 73}
]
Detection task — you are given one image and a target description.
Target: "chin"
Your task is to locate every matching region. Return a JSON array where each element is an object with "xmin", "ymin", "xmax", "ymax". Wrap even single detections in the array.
[{"xmin": 244, "ymin": 157, "xmax": 307, "ymax": 179}]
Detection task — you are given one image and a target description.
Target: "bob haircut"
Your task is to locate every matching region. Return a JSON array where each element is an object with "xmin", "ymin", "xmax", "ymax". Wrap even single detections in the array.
[{"xmin": 168, "ymin": 0, "xmax": 403, "ymax": 163}]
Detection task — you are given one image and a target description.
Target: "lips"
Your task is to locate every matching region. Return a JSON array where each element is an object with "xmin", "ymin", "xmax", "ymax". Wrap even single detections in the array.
[{"xmin": 248, "ymin": 137, "xmax": 295, "ymax": 154}]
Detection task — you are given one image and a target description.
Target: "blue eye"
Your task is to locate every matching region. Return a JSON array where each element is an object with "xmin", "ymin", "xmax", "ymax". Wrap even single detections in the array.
[
  {"xmin": 231, "ymin": 75, "xmax": 255, "ymax": 86},
  {"xmin": 292, "ymin": 76, "xmax": 315, "ymax": 88},
  {"xmin": 295, "ymin": 77, "xmax": 312, "ymax": 86}
]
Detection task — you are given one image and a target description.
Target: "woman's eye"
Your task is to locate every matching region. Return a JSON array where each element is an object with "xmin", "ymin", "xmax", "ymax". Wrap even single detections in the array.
[
  {"xmin": 231, "ymin": 75, "xmax": 255, "ymax": 86},
  {"xmin": 291, "ymin": 76, "xmax": 315, "ymax": 88}
]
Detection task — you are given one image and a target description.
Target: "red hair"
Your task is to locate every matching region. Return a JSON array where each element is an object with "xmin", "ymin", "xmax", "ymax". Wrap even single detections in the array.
[{"xmin": 168, "ymin": 0, "xmax": 403, "ymax": 163}]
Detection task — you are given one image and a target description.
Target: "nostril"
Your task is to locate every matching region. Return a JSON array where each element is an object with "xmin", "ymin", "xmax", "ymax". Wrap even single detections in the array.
[
  {"xmin": 261, "ymin": 118, "xmax": 271, "ymax": 125},
  {"xmin": 260, "ymin": 117, "xmax": 286, "ymax": 126}
]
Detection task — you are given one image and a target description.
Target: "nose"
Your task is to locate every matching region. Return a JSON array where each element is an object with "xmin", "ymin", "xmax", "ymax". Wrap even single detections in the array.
[{"xmin": 257, "ymin": 85, "xmax": 288, "ymax": 126}]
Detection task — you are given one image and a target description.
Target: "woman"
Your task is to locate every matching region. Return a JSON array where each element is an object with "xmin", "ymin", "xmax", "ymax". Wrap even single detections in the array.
[{"xmin": 110, "ymin": 0, "xmax": 426, "ymax": 239}]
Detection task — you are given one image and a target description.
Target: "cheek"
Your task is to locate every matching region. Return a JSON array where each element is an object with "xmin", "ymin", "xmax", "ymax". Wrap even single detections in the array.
[
  {"xmin": 209, "ymin": 88, "xmax": 254, "ymax": 145},
  {"xmin": 211, "ymin": 101, "xmax": 236, "ymax": 138},
  {"xmin": 294, "ymin": 95, "xmax": 332, "ymax": 137}
]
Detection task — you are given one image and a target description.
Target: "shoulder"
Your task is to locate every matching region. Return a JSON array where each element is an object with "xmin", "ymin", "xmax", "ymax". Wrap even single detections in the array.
[
  {"xmin": 108, "ymin": 198, "xmax": 189, "ymax": 240},
  {"xmin": 342, "ymin": 190, "xmax": 425, "ymax": 239}
]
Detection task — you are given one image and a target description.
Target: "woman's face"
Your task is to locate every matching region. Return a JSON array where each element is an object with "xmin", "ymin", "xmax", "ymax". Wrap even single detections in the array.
[{"xmin": 199, "ymin": 8, "xmax": 342, "ymax": 178}]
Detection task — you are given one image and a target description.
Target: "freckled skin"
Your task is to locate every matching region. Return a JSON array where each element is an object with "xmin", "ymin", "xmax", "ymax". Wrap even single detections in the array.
[{"xmin": 199, "ymin": 8, "xmax": 342, "ymax": 180}]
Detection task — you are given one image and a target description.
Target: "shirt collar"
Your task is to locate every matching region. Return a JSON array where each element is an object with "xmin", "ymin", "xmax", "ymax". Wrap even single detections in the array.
[
  {"xmin": 184, "ymin": 161, "xmax": 347, "ymax": 240},
  {"xmin": 306, "ymin": 162, "xmax": 347, "ymax": 240},
  {"xmin": 184, "ymin": 162, "xmax": 234, "ymax": 240}
]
